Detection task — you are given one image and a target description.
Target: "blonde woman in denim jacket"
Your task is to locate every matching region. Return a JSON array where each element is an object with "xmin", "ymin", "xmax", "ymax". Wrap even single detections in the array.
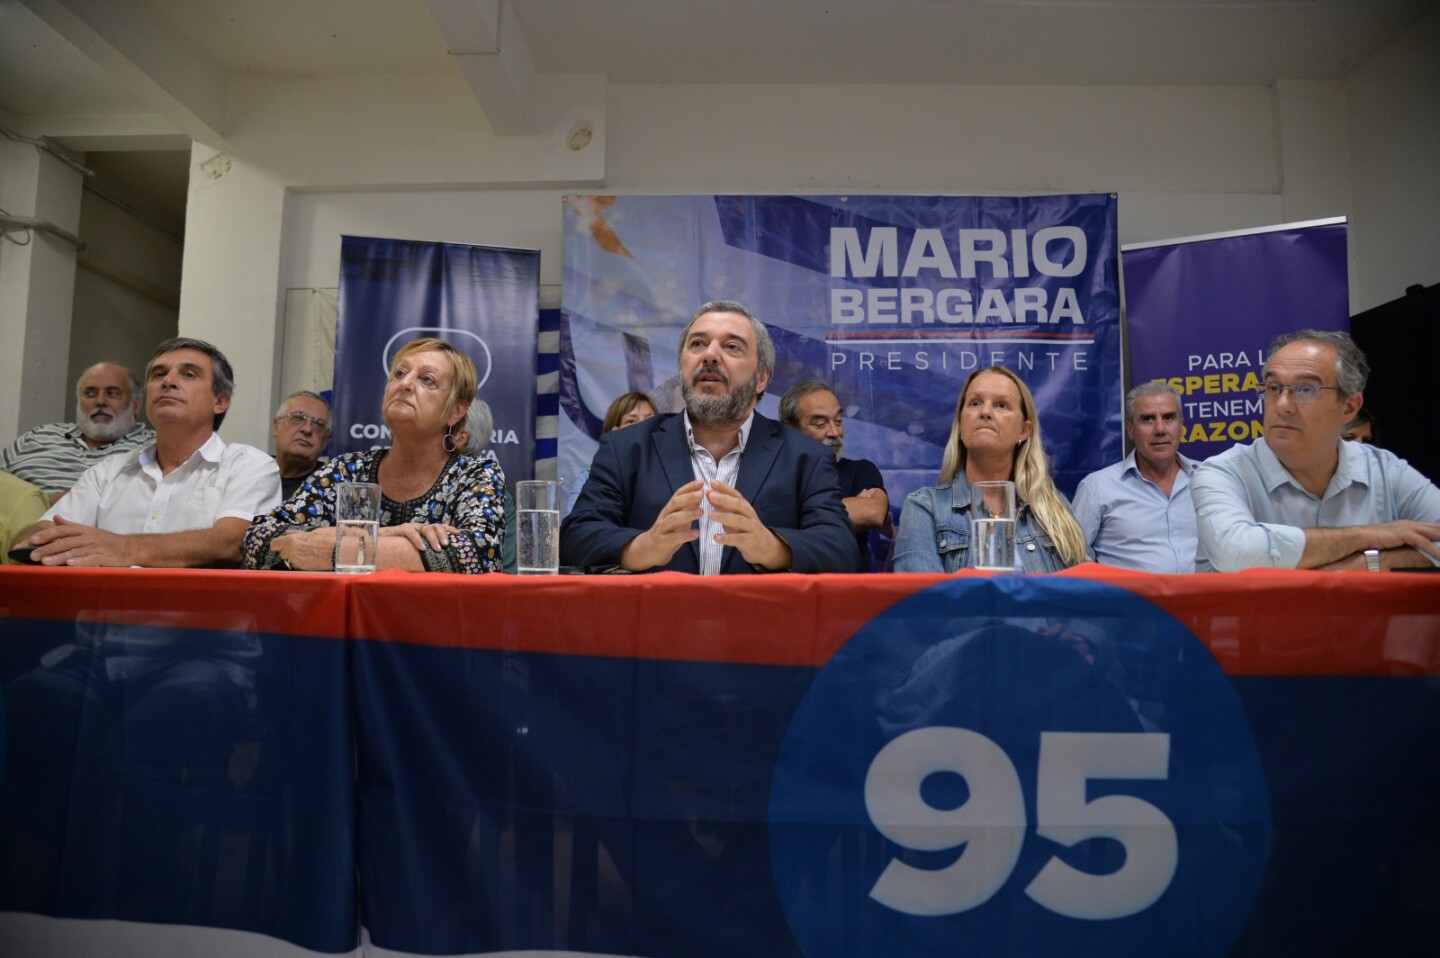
[{"xmin": 894, "ymin": 367, "xmax": 1089, "ymax": 574}]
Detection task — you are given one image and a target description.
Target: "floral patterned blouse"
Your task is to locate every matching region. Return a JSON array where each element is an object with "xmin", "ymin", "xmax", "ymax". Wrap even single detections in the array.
[{"xmin": 242, "ymin": 449, "xmax": 505, "ymax": 574}]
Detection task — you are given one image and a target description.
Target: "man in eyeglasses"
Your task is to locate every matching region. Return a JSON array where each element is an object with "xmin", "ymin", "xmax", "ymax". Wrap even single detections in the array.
[
  {"xmin": 1192, "ymin": 329, "xmax": 1440, "ymax": 572},
  {"xmin": 272, "ymin": 391, "xmax": 332, "ymax": 498}
]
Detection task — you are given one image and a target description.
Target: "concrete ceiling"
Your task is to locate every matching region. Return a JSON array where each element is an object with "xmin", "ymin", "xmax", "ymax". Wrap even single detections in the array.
[{"xmin": 1, "ymin": 0, "xmax": 1432, "ymax": 224}]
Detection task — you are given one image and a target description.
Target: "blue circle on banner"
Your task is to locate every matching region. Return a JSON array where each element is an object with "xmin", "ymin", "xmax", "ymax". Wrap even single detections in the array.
[{"xmin": 769, "ymin": 577, "xmax": 1270, "ymax": 958}]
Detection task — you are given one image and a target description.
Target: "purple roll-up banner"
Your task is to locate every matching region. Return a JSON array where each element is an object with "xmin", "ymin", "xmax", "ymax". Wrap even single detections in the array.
[{"xmin": 1123, "ymin": 218, "xmax": 1349, "ymax": 461}]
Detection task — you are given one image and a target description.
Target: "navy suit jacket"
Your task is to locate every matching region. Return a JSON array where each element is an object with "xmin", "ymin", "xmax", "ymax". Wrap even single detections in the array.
[{"xmin": 560, "ymin": 411, "xmax": 857, "ymax": 574}]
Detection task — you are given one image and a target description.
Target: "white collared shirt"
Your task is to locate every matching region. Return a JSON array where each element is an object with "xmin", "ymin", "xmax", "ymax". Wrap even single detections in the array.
[
  {"xmin": 684, "ymin": 411, "xmax": 754, "ymax": 576},
  {"xmin": 43, "ymin": 432, "xmax": 281, "ymax": 534}
]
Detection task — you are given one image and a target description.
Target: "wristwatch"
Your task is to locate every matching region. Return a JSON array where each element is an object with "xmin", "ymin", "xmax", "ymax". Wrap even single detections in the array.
[{"xmin": 1363, "ymin": 548, "xmax": 1382, "ymax": 572}]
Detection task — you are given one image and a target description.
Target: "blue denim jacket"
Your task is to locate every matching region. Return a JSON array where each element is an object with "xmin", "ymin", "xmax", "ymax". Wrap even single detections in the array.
[{"xmin": 893, "ymin": 474, "xmax": 1076, "ymax": 573}]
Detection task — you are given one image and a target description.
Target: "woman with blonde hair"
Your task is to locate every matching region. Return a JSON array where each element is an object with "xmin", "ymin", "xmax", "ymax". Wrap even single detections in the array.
[
  {"xmin": 894, "ymin": 366, "xmax": 1088, "ymax": 573},
  {"xmin": 244, "ymin": 338, "xmax": 505, "ymax": 573}
]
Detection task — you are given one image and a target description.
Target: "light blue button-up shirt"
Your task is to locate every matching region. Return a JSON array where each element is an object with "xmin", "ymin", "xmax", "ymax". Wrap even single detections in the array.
[
  {"xmin": 1192, "ymin": 437, "xmax": 1440, "ymax": 572},
  {"xmin": 1072, "ymin": 451, "xmax": 1197, "ymax": 573}
]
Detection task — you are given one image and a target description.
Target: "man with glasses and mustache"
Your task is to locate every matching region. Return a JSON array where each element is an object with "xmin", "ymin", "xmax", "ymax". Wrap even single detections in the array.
[
  {"xmin": 562, "ymin": 300, "xmax": 855, "ymax": 574},
  {"xmin": 272, "ymin": 390, "xmax": 332, "ymax": 498},
  {"xmin": 780, "ymin": 380, "xmax": 890, "ymax": 571},
  {"xmin": 2, "ymin": 362, "xmax": 155, "ymax": 503},
  {"xmin": 1193, "ymin": 330, "xmax": 1440, "ymax": 572}
]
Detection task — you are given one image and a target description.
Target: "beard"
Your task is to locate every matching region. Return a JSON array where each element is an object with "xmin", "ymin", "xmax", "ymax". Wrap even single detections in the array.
[
  {"xmin": 823, "ymin": 437, "xmax": 844, "ymax": 460},
  {"xmin": 77, "ymin": 402, "xmax": 137, "ymax": 443},
  {"xmin": 682, "ymin": 363, "xmax": 760, "ymax": 427}
]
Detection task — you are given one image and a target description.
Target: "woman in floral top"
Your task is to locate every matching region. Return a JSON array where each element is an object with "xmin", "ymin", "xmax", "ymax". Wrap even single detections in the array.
[{"xmin": 243, "ymin": 338, "xmax": 504, "ymax": 574}]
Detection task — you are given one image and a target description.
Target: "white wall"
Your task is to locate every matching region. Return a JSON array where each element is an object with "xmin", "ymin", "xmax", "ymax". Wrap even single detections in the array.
[
  {"xmin": 178, "ymin": 73, "xmax": 605, "ymax": 448},
  {"xmin": 173, "ymin": 67, "xmax": 1389, "ymax": 449},
  {"xmin": 0, "ymin": 141, "xmax": 82, "ymax": 436},
  {"xmin": 282, "ymin": 189, "xmax": 564, "ymax": 292},
  {"xmin": 68, "ymin": 183, "xmax": 182, "ymax": 390}
]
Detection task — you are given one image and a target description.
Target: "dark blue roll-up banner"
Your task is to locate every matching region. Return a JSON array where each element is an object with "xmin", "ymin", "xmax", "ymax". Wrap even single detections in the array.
[
  {"xmin": 333, "ymin": 235, "xmax": 541, "ymax": 484},
  {"xmin": 560, "ymin": 195, "xmax": 1123, "ymax": 511},
  {"xmin": 1122, "ymin": 218, "xmax": 1349, "ymax": 461}
]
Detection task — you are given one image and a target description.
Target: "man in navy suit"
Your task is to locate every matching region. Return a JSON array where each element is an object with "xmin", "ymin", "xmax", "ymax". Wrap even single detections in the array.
[{"xmin": 561, "ymin": 300, "xmax": 856, "ymax": 574}]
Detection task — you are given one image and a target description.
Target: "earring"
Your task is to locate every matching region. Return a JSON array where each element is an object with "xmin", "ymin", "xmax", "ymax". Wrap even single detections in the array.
[{"xmin": 443, "ymin": 425, "xmax": 459, "ymax": 454}]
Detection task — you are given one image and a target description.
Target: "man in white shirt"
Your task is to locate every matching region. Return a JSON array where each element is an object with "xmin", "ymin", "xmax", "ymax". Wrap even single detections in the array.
[
  {"xmin": 1072, "ymin": 382, "xmax": 1198, "ymax": 573},
  {"xmin": 1192, "ymin": 330, "xmax": 1440, "ymax": 572},
  {"xmin": 10, "ymin": 337, "xmax": 281, "ymax": 567}
]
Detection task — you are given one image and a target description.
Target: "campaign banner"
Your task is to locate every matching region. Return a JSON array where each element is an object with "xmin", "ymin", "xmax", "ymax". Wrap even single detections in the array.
[
  {"xmin": 343, "ymin": 571, "xmax": 1438, "ymax": 958},
  {"xmin": 560, "ymin": 195, "xmax": 1123, "ymax": 510},
  {"xmin": 333, "ymin": 235, "xmax": 541, "ymax": 485},
  {"xmin": 1122, "ymin": 219, "xmax": 1349, "ymax": 461},
  {"xmin": 5, "ymin": 568, "xmax": 1436, "ymax": 957},
  {"xmin": 0, "ymin": 570, "xmax": 357, "ymax": 956}
]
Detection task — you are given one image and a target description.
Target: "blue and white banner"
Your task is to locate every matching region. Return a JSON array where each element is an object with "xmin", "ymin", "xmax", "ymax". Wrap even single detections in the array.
[
  {"xmin": 1122, "ymin": 218, "xmax": 1349, "ymax": 461},
  {"xmin": 560, "ymin": 195, "xmax": 1123, "ymax": 511},
  {"xmin": 3, "ymin": 568, "xmax": 1438, "ymax": 957},
  {"xmin": 333, "ymin": 236, "xmax": 541, "ymax": 484}
]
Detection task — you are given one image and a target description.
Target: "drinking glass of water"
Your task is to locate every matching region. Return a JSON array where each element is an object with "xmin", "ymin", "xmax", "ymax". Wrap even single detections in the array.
[
  {"xmin": 516, "ymin": 480, "xmax": 561, "ymax": 575},
  {"xmin": 335, "ymin": 482, "xmax": 381, "ymax": 574},
  {"xmin": 970, "ymin": 480, "xmax": 1017, "ymax": 573}
]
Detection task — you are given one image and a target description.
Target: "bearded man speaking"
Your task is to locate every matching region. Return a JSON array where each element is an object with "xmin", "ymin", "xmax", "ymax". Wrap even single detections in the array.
[
  {"xmin": 561, "ymin": 300, "xmax": 855, "ymax": 574},
  {"xmin": 2, "ymin": 362, "xmax": 155, "ymax": 503}
]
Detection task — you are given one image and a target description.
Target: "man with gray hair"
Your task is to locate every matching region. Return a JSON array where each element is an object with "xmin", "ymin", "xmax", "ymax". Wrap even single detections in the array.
[
  {"xmin": 2, "ymin": 362, "xmax": 155, "ymax": 502},
  {"xmin": 1193, "ymin": 329, "xmax": 1440, "ymax": 572},
  {"xmin": 272, "ymin": 390, "xmax": 332, "ymax": 497},
  {"xmin": 562, "ymin": 300, "xmax": 854, "ymax": 574},
  {"xmin": 454, "ymin": 398, "xmax": 516, "ymax": 572},
  {"xmin": 457, "ymin": 398, "xmax": 493, "ymax": 459},
  {"xmin": 10, "ymin": 337, "xmax": 280, "ymax": 567},
  {"xmin": 1072, "ymin": 381, "xmax": 1197, "ymax": 572},
  {"xmin": 779, "ymin": 380, "xmax": 889, "ymax": 571}
]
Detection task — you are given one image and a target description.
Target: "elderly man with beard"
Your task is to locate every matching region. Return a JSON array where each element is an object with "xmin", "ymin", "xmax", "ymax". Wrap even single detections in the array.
[
  {"xmin": 561, "ymin": 300, "xmax": 855, "ymax": 574},
  {"xmin": 2, "ymin": 362, "xmax": 155, "ymax": 503},
  {"xmin": 780, "ymin": 380, "xmax": 890, "ymax": 571}
]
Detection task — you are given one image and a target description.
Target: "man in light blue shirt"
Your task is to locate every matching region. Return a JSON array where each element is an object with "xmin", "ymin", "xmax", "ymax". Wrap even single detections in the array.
[
  {"xmin": 1073, "ymin": 382, "xmax": 1197, "ymax": 573},
  {"xmin": 1193, "ymin": 330, "xmax": 1440, "ymax": 572}
]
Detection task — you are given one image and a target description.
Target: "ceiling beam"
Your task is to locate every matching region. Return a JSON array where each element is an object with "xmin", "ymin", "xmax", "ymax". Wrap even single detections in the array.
[
  {"xmin": 20, "ymin": 0, "xmax": 225, "ymax": 142},
  {"xmin": 424, "ymin": 0, "xmax": 539, "ymax": 135}
]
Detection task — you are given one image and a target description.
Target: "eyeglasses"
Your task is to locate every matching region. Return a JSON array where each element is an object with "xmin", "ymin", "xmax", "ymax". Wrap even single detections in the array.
[
  {"xmin": 277, "ymin": 411, "xmax": 331, "ymax": 431},
  {"xmin": 1255, "ymin": 382, "xmax": 1343, "ymax": 404}
]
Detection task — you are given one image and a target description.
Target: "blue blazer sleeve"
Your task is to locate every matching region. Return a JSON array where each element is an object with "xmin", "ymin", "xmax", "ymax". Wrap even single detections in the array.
[
  {"xmin": 758, "ymin": 434, "xmax": 858, "ymax": 574},
  {"xmin": 559, "ymin": 421, "xmax": 673, "ymax": 571}
]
